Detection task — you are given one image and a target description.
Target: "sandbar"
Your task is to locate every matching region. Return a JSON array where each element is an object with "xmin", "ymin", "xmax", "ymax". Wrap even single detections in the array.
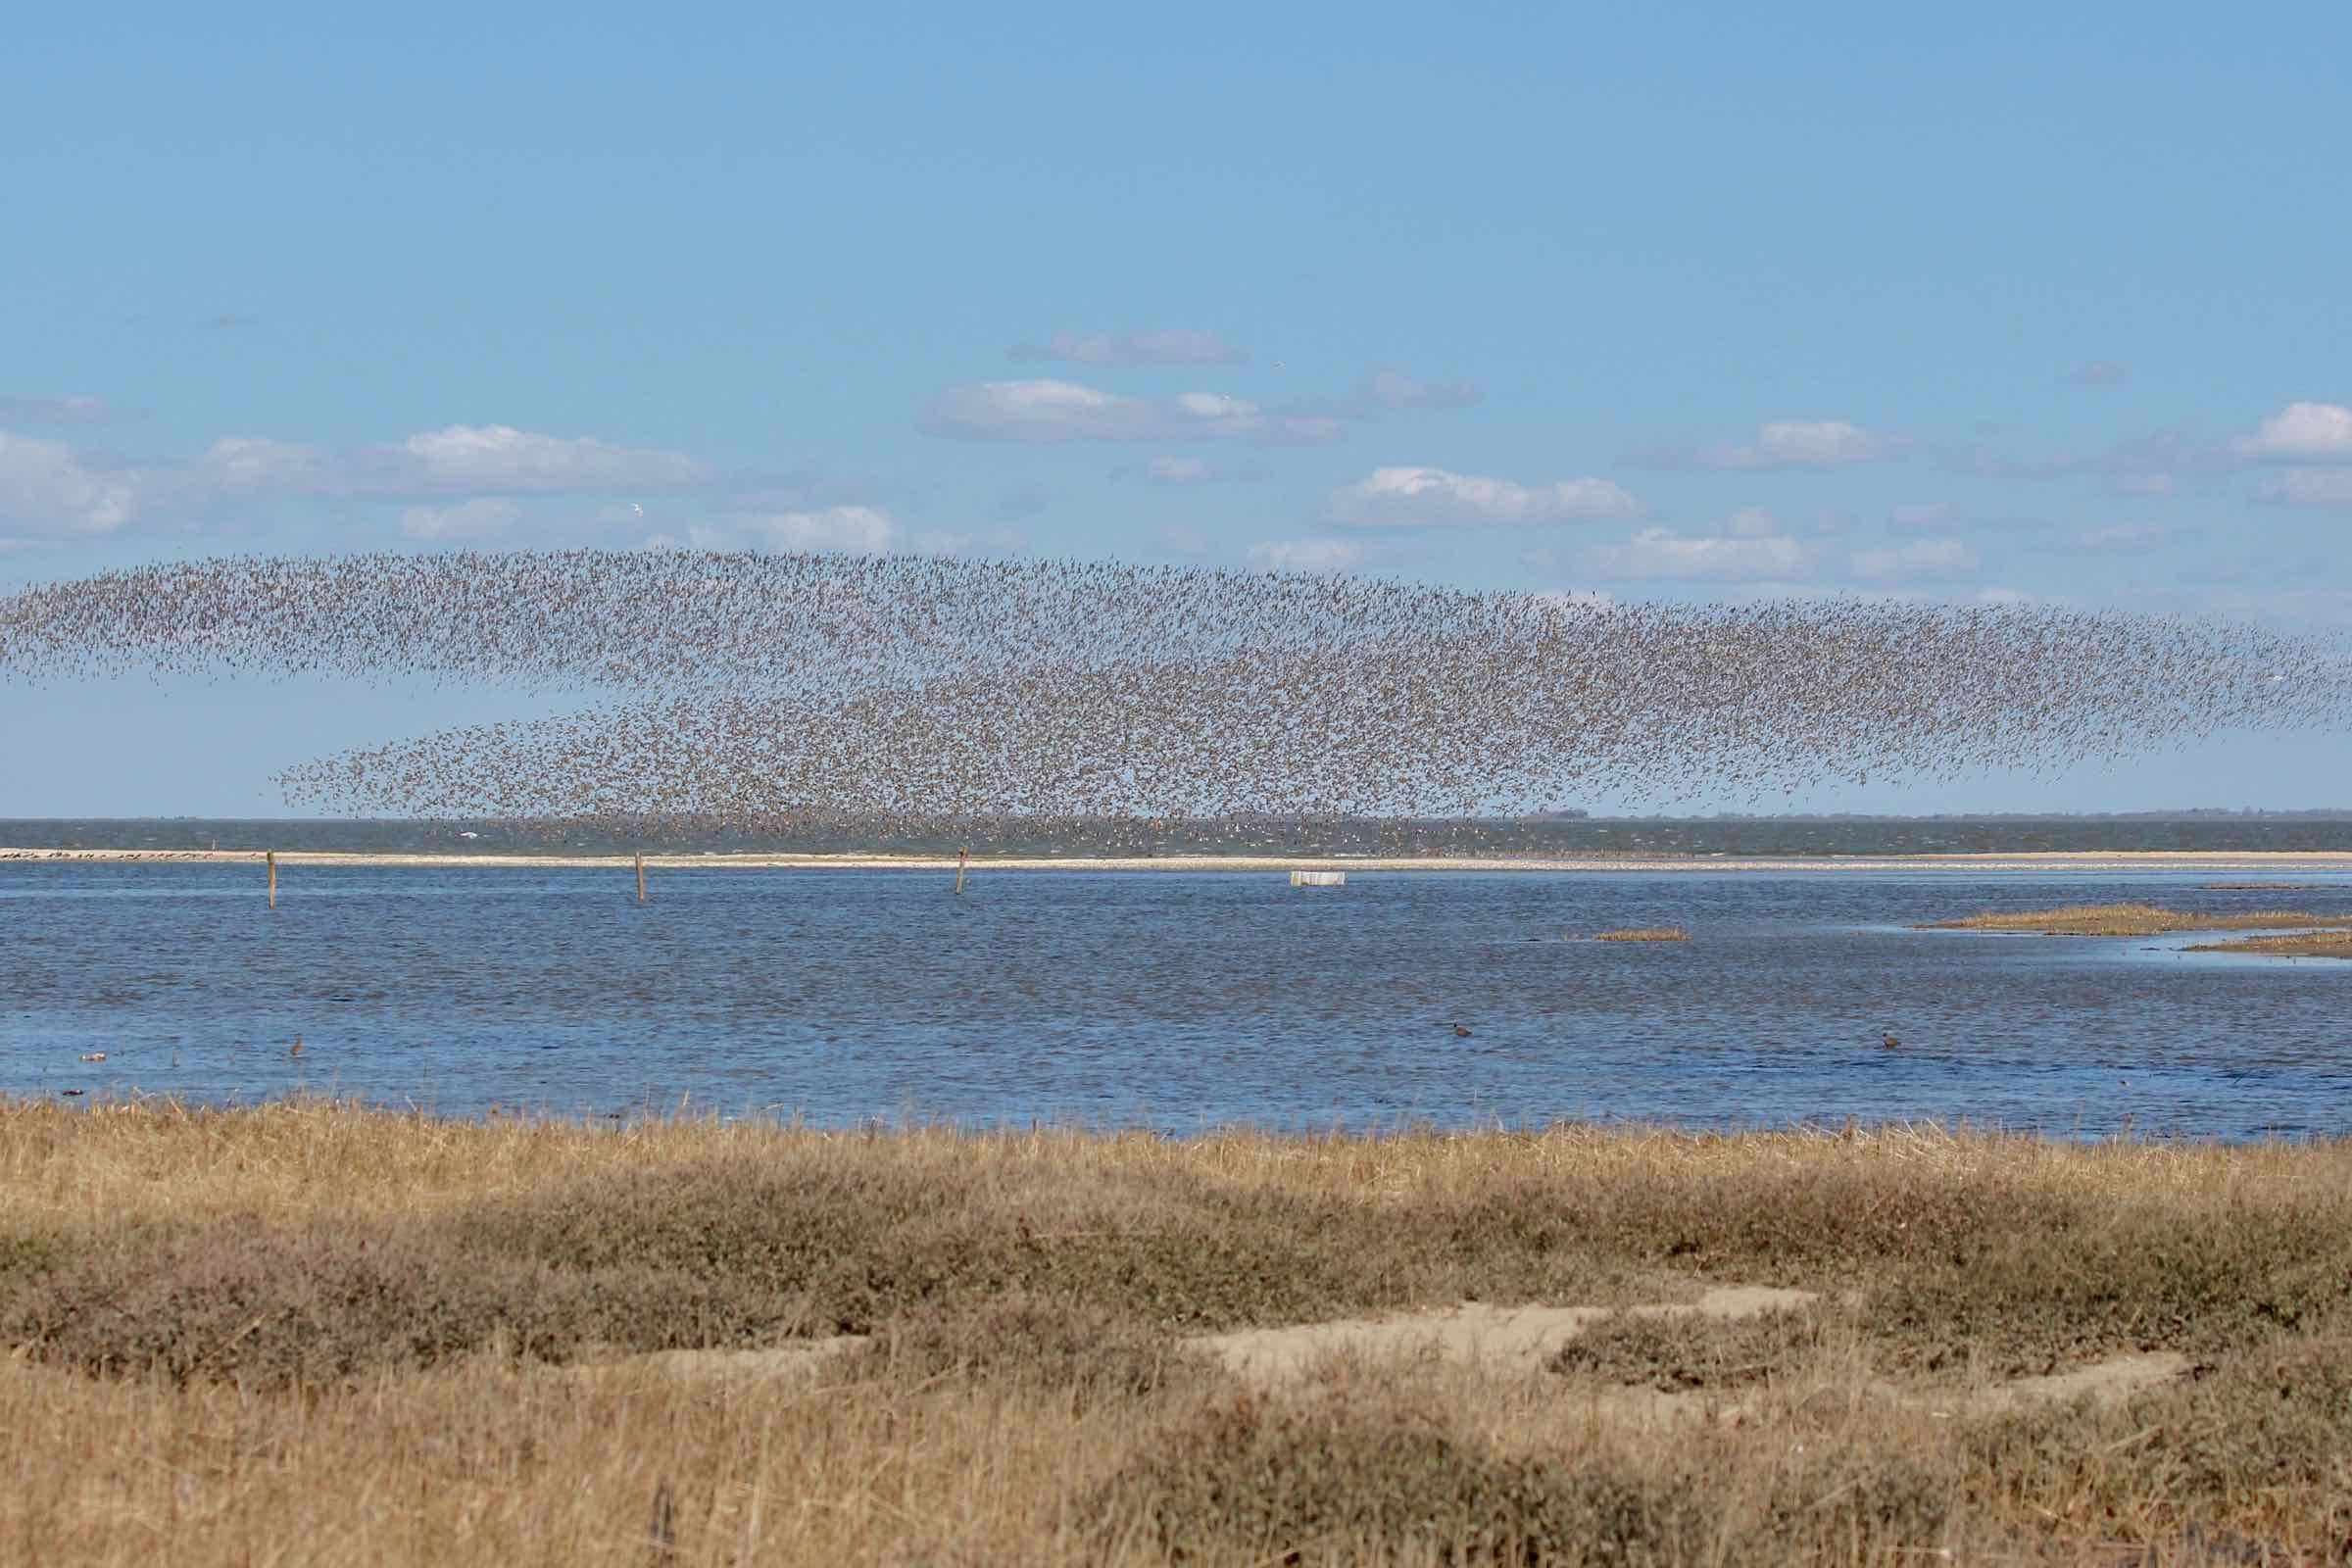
[{"xmin": 7, "ymin": 846, "xmax": 2352, "ymax": 874}]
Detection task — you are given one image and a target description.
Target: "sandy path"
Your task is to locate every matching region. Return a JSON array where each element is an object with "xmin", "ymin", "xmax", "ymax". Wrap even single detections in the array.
[
  {"xmin": 9, "ymin": 848, "xmax": 2352, "ymax": 875},
  {"xmin": 1192, "ymin": 1286, "xmax": 1817, "ymax": 1382},
  {"xmin": 577, "ymin": 1289, "xmax": 2192, "ymax": 1421}
]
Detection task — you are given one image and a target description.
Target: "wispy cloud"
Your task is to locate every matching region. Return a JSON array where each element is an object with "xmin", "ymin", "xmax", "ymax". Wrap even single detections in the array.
[
  {"xmin": 2066, "ymin": 361, "xmax": 2131, "ymax": 387},
  {"xmin": 1007, "ymin": 328, "xmax": 1244, "ymax": 367},
  {"xmin": 659, "ymin": 507, "xmax": 1024, "ymax": 558},
  {"xmin": 924, "ymin": 379, "xmax": 1340, "ymax": 445},
  {"xmin": 1328, "ymin": 466, "xmax": 1640, "ymax": 527},
  {"xmin": 0, "ymin": 394, "xmax": 137, "ymax": 426},
  {"xmin": 1248, "ymin": 537, "xmax": 1362, "ymax": 572},
  {"xmin": 2258, "ymin": 467, "xmax": 2352, "ymax": 509},
  {"xmin": 1628, "ymin": 419, "xmax": 1903, "ymax": 471},
  {"xmin": 1939, "ymin": 421, "xmax": 2210, "ymax": 498},
  {"xmin": 1847, "ymin": 537, "xmax": 1981, "ymax": 582},
  {"xmin": 391, "ymin": 425, "xmax": 712, "ymax": 492},
  {"xmin": 0, "ymin": 423, "xmax": 715, "ymax": 538},
  {"xmin": 1587, "ymin": 526, "xmax": 1816, "ymax": 582},
  {"xmin": 1888, "ymin": 502, "xmax": 1956, "ymax": 529},
  {"xmin": 1284, "ymin": 368, "xmax": 1482, "ymax": 420},
  {"xmin": 399, "ymin": 497, "xmax": 523, "ymax": 542},
  {"xmin": 2065, "ymin": 523, "xmax": 2172, "ymax": 553},
  {"xmin": 1132, "ymin": 455, "xmax": 1265, "ymax": 486}
]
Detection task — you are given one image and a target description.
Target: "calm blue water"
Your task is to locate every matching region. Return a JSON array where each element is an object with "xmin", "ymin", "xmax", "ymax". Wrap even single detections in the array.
[{"xmin": 4, "ymin": 863, "xmax": 2350, "ymax": 1139}]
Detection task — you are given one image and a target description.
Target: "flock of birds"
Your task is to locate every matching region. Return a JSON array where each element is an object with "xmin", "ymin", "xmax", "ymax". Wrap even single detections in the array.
[{"xmin": 4, "ymin": 549, "xmax": 2350, "ymax": 838}]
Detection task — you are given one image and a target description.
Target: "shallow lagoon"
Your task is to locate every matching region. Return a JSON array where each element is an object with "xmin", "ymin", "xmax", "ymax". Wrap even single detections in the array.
[{"xmin": 6, "ymin": 863, "xmax": 2350, "ymax": 1138}]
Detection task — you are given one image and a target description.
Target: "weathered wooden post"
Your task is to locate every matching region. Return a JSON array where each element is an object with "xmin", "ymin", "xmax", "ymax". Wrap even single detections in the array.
[
  {"xmin": 267, "ymin": 851, "xmax": 277, "ymax": 909},
  {"xmin": 636, "ymin": 851, "xmax": 647, "ymax": 905},
  {"xmin": 955, "ymin": 845, "xmax": 967, "ymax": 896}
]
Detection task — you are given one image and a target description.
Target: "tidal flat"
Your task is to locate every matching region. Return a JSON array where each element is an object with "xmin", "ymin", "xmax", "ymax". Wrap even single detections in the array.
[{"xmin": 5, "ymin": 1100, "xmax": 2352, "ymax": 1565}]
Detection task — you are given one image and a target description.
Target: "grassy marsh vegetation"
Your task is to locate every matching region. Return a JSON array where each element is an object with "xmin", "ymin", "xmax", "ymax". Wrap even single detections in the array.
[
  {"xmin": 1589, "ymin": 927, "xmax": 1692, "ymax": 942},
  {"xmin": 5, "ymin": 1100, "xmax": 2352, "ymax": 1564},
  {"xmin": 2184, "ymin": 930, "xmax": 2352, "ymax": 959},
  {"xmin": 1919, "ymin": 902, "xmax": 2352, "ymax": 936}
]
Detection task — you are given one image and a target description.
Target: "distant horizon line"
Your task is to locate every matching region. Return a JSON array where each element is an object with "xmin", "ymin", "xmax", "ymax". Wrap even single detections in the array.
[{"xmin": 7, "ymin": 810, "xmax": 2352, "ymax": 826}]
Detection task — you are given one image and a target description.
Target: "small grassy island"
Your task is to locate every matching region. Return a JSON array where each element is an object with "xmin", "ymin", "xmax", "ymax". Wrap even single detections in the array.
[{"xmin": 1919, "ymin": 903, "xmax": 2352, "ymax": 937}]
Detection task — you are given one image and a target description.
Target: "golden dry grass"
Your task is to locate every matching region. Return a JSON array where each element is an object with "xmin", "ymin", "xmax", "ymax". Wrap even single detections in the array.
[
  {"xmin": 8, "ymin": 1100, "xmax": 2352, "ymax": 1565},
  {"xmin": 1918, "ymin": 902, "xmax": 2352, "ymax": 936},
  {"xmin": 1589, "ymin": 927, "xmax": 1691, "ymax": 942},
  {"xmin": 2183, "ymin": 930, "xmax": 2352, "ymax": 959}
]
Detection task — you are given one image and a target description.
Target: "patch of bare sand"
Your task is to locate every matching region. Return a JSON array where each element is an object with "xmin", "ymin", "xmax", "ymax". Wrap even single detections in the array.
[
  {"xmin": 573, "ymin": 1294, "xmax": 2191, "ymax": 1427},
  {"xmin": 1195, "ymin": 1288, "xmax": 2191, "ymax": 1425},
  {"xmin": 1564, "ymin": 1352, "xmax": 2194, "ymax": 1430},
  {"xmin": 1192, "ymin": 1285, "xmax": 1817, "ymax": 1383},
  {"xmin": 1946, "ymin": 1351, "xmax": 2192, "ymax": 1414}
]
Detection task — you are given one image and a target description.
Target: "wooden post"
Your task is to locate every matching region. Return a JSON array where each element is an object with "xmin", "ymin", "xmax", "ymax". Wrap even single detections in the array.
[
  {"xmin": 267, "ymin": 851, "xmax": 277, "ymax": 909},
  {"xmin": 636, "ymin": 851, "xmax": 647, "ymax": 905},
  {"xmin": 955, "ymin": 845, "xmax": 967, "ymax": 896}
]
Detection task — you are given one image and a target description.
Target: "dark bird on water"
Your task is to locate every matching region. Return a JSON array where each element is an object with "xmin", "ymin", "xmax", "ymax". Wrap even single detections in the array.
[
  {"xmin": 1882, "ymin": 1032, "xmax": 1900, "ymax": 1051},
  {"xmin": 1453, "ymin": 1023, "xmax": 1474, "ymax": 1038}
]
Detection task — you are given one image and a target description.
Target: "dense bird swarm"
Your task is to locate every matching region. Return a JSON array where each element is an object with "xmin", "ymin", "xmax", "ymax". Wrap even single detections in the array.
[{"xmin": 3, "ymin": 550, "xmax": 2347, "ymax": 833}]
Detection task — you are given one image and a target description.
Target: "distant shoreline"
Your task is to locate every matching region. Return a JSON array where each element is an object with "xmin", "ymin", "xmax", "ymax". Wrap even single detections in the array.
[{"xmin": 10, "ymin": 847, "xmax": 2352, "ymax": 874}]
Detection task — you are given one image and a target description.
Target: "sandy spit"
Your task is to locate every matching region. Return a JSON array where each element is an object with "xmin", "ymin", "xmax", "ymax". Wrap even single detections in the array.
[{"xmin": 8, "ymin": 848, "xmax": 2352, "ymax": 874}]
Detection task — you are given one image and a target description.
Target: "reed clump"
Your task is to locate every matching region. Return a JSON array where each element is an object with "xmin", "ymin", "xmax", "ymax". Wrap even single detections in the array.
[
  {"xmin": 1589, "ymin": 926, "xmax": 1690, "ymax": 942},
  {"xmin": 8, "ymin": 1101, "xmax": 2352, "ymax": 1563},
  {"xmin": 1919, "ymin": 903, "xmax": 2352, "ymax": 936}
]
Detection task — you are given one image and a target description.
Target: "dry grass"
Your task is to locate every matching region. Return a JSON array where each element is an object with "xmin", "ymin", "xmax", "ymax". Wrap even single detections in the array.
[
  {"xmin": 2183, "ymin": 930, "xmax": 2352, "ymax": 959},
  {"xmin": 1918, "ymin": 902, "xmax": 2352, "ymax": 936},
  {"xmin": 7, "ymin": 1100, "xmax": 2352, "ymax": 1564},
  {"xmin": 1589, "ymin": 927, "xmax": 1691, "ymax": 943}
]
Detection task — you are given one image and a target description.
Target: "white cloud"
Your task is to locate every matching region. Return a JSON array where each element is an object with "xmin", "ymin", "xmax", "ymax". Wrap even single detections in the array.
[
  {"xmin": 1008, "ymin": 328, "xmax": 1243, "ymax": 367},
  {"xmin": 1156, "ymin": 524, "xmax": 1209, "ymax": 556},
  {"xmin": 924, "ymin": 379, "xmax": 1340, "ymax": 445},
  {"xmin": 191, "ymin": 437, "xmax": 343, "ymax": 495},
  {"xmin": 708, "ymin": 507, "xmax": 1020, "ymax": 558},
  {"xmin": 2258, "ymin": 467, "xmax": 2352, "ymax": 508},
  {"xmin": 397, "ymin": 424, "xmax": 712, "ymax": 492},
  {"xmin": 0, "ymin": 394, "xmax": 131, "ymax": 425},
  {"xmin": 1847, "ymin": 538, "xmax": 1981, "ymax": 582},
  {"xmin": 0, "ymin": 422, "xmax": 714, "ymax": 538},
  {"xmin": 1634, "ymin": 419, "xmax": 1902, "ymax": 471},
  {"xmin": 2232, "ymin": 402, "xmax": 2352, "ymax": 462},
  {"xmin": 1723, "ymin": 507, "xmax": 1779, "ymax": 538},
  {"xmin": 1588, "ymin": 527, "xmax": 1816, "ymax": 582},
  {"xmin": 1248, "ymin": 538, "xmax": 1363, "ymax": 572},
  {"xmin": 399, "ymin": 497, "xmax": 523, "ymax": 542},
  {"xmin": 740, "ymin": 506, "xmax": 905, "ymax": 554},
  {"xmin": 1328, "ymin": 466, "xmax": 1641, "ymax": 527},
  {"xmin": 0, "ymin": 431, "xmax": 143, "ymax": 535}
]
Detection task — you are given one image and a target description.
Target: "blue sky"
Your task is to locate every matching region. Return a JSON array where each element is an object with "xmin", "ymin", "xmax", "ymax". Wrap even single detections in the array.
[{"xmin": 4, "ymin": 1, "xmax": 2349, "ymax": 817}]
